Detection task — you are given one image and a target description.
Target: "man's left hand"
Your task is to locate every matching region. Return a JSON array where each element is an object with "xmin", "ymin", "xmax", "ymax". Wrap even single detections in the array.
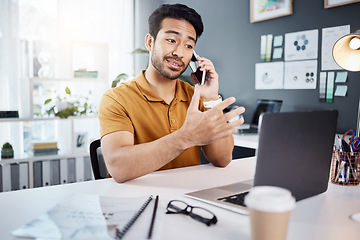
[{"xmin": 190, "ymin": 56, "xmax": 219, "ymax": 101}]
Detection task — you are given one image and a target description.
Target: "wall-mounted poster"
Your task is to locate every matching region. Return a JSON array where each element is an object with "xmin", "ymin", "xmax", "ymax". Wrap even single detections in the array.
[
  {"xmin": 321, "ymin": 25, "xmax": 350, "ymax": 70},
  {"xmin": 284, "ymin": 60, "xmax": 318, "ymax": 89},
  {"xmin": 284, "ymin": 29, "xmax": 319, "ymax": 61},
  {"xmin": 255, "ymin": 62, "xmax": 284, "ymax": 89},
  {"xmin": 324, "ymin": 0, "xmax": 360, "ymax": 8},
  {"xmin": 250, "ymin": 0, "xmax": 293, "ymax": 23}
]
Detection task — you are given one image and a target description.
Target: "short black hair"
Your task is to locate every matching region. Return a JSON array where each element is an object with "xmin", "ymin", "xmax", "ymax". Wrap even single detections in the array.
[{"xmin": 148, "ymin": 4, "xmax": 204, "ymax": 42}]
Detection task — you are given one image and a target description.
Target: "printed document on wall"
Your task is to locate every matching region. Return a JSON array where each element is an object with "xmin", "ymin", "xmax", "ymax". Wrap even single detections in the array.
[
  {"xmin": 255, "ymin": 62, "xmax": 284, "ymax": 89},
  {"xmin": 284, "ymin": 60, "xmax": 317, "ymax": 89},
  {"xmin": 321, "ymin": 25, "xmax": 350, "ymax": 70},
  {"xmin": 285, "ymin": 29, "xmax": 318, "ymax": 61}
]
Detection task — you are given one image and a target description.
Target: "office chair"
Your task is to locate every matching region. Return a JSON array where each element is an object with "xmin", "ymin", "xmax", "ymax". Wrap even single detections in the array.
[{"xmin": 89, "ymin": 139, "xmax": 109, "ymax": 180}]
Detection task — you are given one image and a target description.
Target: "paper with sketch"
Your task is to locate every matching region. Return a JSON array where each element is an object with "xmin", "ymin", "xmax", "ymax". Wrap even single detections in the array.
[
  {"xmin": 285, "ymin": 29, "xmax": 318, "ymax": 61},
  {"xmin": 12, "ymin": 194, "xmax": 150, "ymax": 239},
  {"xmin": 255, "ymin": 62, "xmax": 284, "ymax": 89},
  {"xmin": 284, "ymin": 60, "xmax": 317, "ymax": 89},
  {"xmin": 321, "ymin": 25, "xmax": 350, "ymax": 71}
]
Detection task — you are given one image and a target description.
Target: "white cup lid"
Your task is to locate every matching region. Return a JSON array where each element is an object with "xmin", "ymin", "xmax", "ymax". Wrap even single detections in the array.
[{"xmin": 245, "ymin": 186, "xmax": 296, "ymax": 212}]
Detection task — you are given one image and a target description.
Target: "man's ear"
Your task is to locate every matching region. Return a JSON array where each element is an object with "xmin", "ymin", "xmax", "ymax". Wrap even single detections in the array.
[{"xmin": 145, "ymin": 33, "xmax": 153, "ymax": 51}]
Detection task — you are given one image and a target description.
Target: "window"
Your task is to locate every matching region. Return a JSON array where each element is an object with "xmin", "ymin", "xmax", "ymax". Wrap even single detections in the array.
[
  {"xmin": 0, "ymin": 0, "xmax": 134, "ymax": 151},
  {"xmin": 0, "ymin": 0, "xmax": 134, "ymax": 117}
]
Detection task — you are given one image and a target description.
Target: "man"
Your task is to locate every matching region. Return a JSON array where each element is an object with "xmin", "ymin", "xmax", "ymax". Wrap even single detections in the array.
[{"xmin": 98, "ymin": 4, "xmax": 245, "ymax": 183}]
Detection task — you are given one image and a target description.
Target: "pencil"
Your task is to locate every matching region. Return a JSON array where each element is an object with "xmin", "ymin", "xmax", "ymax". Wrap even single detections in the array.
[{"xmin": 147, "ymin": 195, "xmax": 159, "ymax": 239}]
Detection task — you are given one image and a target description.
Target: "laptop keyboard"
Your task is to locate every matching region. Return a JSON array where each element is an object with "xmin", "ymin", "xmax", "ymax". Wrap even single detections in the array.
[{"xmin": 217, "ymin": 191, "xmax": 249, "ymax": 207}]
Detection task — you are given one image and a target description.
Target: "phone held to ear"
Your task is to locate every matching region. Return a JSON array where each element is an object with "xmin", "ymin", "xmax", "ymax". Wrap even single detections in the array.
[{"xmin": 189, "ymin": 50, "xmax": 206, "ymax": 85}]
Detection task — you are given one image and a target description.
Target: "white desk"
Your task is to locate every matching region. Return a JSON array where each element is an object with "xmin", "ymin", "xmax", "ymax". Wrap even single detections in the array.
[
  {"xmin": 0, "ymin": 157, "xmax": 359, "ymax": 240},
  {"xmin": 233, "ymin": 133, "xmax": 259, "ymax": 149}
]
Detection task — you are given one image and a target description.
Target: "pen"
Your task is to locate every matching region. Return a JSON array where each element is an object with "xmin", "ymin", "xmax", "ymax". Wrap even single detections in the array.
[
  {"xmin": 334, "ymin": 158, "xmax": 339, "ymax": 182},
  {"xmin": 336, "ymin": 135, "xmax": 342, "ymax": 151},
  {"xmin": 148, "ymin": 195, "xmax": 159, "ymax": 239}
]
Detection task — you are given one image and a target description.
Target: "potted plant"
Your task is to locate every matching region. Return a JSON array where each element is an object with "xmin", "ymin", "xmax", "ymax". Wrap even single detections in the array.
[
  {"xmin": 1, "ymin": 142, "xmax": 14, "ymax": 159},
  {"xmin": 44, "ymin": 86, "xmax": 96, "ymax": 119}
]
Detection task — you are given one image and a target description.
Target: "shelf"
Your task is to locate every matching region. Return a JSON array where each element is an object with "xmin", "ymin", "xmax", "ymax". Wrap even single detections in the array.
[
  {"xmin": 30, "ymin": 77, "xmax": 107, "ymax": 83},
  {"xmin": 0, "ymin": 116, "xmax": 99, "ymax": 158},
  {"xmin": 0, "ymin": 151, "xmax": 89, "ymax": 164},
  {"xmin": 0, "ymin": 40, "xmax": 109, "ymax": 191},
  {"xmin": 0, "ymin": 115, "xmax": 98, "ymax": 122}
]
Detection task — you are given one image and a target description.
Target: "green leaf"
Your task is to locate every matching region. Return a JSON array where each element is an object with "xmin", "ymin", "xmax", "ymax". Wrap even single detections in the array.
[
  {"xmin": 2, "ymin": 142, "xmax": 13, "ymax": 149},
  {"xmin": 41, "ymin": 86, "xmax": 96, "ymax": 118},
  {"xmin": 131, "ymin": 48, "xmax": 149, "ymax": 54},
  {"xmin": 115, "ymin": 73, "xmax": 128, "ymax": 80},
  {"xmin": 65, "ymin": 86, "xmax": 71, "ymax": 95},
  {"xmin": 111, "ymin": 80, "xmax": 120, "ymax": 88}
]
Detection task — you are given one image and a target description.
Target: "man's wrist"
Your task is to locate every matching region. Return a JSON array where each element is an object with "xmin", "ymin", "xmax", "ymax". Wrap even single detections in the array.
[
  {"xmin": 203, "ymin": 95, "xmax": 222, "ymax": 109},
  {"xmin": 203, "ymin": 95, "xmax": 221, "ymax": 102}
]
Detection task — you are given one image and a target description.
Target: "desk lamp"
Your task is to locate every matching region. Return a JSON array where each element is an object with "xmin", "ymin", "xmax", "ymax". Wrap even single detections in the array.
[
  {"xmin": 333, "ymin": 30, "xmax": 360, "ymax": 223},
  {"xmin": 332, "ymin": 29, "xmax": 360, "ymax": 137}
]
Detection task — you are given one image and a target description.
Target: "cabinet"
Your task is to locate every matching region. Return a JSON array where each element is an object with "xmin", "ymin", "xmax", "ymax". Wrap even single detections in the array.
[
  {"xmin": 0, "ymin": 116, "xmax": 100, "ymax": 191},
  {"xmin": 0, "ymin": 40, "xmax": 109, "ymax": 192}
]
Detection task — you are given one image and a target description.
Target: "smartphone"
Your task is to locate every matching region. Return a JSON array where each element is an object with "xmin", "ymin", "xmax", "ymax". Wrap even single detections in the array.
[{"xmin": 189, "ymin": 50, "xmax": 206, "ymax": 85}]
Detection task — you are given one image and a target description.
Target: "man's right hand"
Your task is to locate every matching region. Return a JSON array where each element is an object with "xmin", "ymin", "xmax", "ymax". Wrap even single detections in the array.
[{"xmin": 178, "ymin": 85, "xmax": 245, "ymax": 148}]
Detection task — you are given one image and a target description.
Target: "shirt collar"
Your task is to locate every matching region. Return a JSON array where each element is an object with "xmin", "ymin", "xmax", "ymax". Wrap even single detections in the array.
[{"xmin": 135, "ymin": 70, "xmax": 190, "ymax": 103}]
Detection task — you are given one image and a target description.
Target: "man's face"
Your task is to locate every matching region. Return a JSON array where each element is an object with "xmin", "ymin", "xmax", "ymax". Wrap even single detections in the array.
[{"xmin": 150, "ymin": 18, "xmax": 196, "ymax": 80}]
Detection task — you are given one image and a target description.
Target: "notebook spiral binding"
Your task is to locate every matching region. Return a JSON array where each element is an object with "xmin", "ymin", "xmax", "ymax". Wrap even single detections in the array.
[{"xmin": 117, "ymin": 195, "xmax": 153, "ymax": 239}]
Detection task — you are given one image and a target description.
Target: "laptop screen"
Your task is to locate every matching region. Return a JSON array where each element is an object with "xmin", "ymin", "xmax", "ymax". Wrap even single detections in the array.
[
  {"xmin": 251, "ymin": 99, "xmax": 283, "ymax": 126},
  {"xmin": 254, "ymin": 110, "xmax": 338, "ymax": 201}
]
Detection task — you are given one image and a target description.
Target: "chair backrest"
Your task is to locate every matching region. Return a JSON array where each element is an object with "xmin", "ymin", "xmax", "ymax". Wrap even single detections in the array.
[{"xmin": 89, "ymin": 139, "xmax": 109, "ymax": 180}]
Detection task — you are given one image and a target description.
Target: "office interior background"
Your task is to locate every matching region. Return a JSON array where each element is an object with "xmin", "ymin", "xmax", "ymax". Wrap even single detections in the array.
[
  {"xmin": 0, "ymin": 0, "xmax": 360, "ymax": 190},
  {"xmin": 136, "ymin": 0, "xmax": 360, "ymax": 133}
]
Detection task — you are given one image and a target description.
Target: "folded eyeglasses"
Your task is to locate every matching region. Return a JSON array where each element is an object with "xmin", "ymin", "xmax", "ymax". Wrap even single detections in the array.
[{"xmin": 166, "ymin": 200, "xmax": 217, "ymax": 226}]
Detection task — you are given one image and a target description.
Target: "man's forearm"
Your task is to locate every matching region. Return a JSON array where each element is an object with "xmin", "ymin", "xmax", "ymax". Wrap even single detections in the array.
[
  {"xmin": 202, "ymin": 135, "xmax": 234, "ymax": 167},
  {"xmin": 104, "ymin": 130, "xmax": 189, "ymax": 183},
  {"xmin": 102, "ymin": 91, "xmax": 244, "ymax": 183}
]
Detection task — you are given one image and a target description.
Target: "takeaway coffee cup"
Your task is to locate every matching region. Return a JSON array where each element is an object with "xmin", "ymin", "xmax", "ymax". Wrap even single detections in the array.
[{"xmin": 244, "ymin": 186, "xmax": 295, "ymax": 240}]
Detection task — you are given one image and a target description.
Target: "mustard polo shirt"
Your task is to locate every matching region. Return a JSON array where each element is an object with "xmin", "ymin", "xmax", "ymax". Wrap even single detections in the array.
[{"xmin": 98, "ymin": 71, "xmax": 204, "ymax": 170}]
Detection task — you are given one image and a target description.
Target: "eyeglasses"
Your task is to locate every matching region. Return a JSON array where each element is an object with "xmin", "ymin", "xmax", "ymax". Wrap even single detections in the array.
[{"xmin": 166, "ymin": 200, "xmax": 217, "ymax": 226}]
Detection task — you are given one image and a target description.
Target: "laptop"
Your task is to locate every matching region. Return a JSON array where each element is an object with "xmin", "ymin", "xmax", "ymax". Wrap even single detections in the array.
[
  {"xmin": 238, "ymin": 99, "xmax": 282, "ymax": 134},
  {"xmin": 186, "ymin": 110, "xmax": 338, "ymax": 214}
]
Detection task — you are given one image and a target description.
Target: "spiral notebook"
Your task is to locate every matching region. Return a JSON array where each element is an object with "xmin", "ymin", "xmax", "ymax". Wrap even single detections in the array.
[
  {"xmin": 117, "ymin": 195, "xmax": 153, "ymax": 239},
  {"xmin": 12, "ymin": 194, "xmax": 155, "ymax": 239}
]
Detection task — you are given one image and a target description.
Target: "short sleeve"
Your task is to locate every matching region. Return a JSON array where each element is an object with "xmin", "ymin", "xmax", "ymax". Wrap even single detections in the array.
[{"xmin": 98, "ymin": 92, "xmax": 134, "ymax": 138}]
